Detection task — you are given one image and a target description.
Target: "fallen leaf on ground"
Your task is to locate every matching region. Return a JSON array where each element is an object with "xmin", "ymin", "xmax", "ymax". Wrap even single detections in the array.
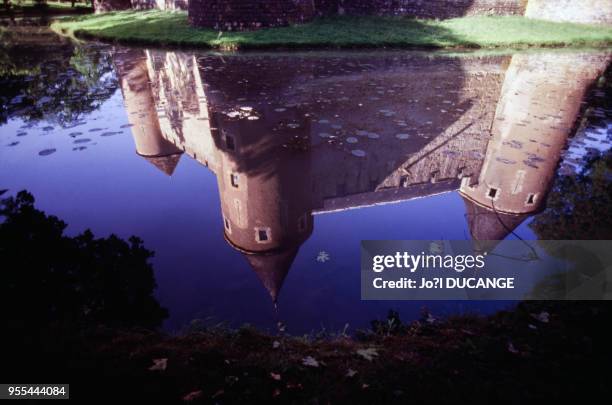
[
  {"xmin": 508, "ymin": 342, "xmax": 520, "ymax": 354},
  {"xmin": 270, "ymin": 372, "xmax": 282, "ymax": 381},
  {"xmin": 302, "ymin": 356, "xmax": 320, "ymax": 367},
  {"xmin": 182, "ymin": 390, "xmax": 203, "ymax": 402},
  {"xmin": 532, "ymin": 311, "xmax": 550, "ymax": 323},
  {"xmin": 357, "ymin": 347, "xmax": 379, "ymax": 361},
  {"xmin": 346, "ymin": 368, "xmax": 358, "ymax": 378},
  {"xmin": 148, "ymin": 358, "xmax": 167, "ymax": 371}
]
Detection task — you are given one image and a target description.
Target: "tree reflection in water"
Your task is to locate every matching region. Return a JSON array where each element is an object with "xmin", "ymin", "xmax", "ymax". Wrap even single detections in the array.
[
  {"xmin": 0, "ymin": 22, "xmax": 118, "ymax": 126},
  {"xmin": 0, "ymin": 190, "xmax": 167, "ymax": 331}
]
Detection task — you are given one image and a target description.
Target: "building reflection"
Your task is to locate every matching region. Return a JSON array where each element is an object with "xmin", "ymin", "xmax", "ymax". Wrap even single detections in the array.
[
  {"xmin": 113, "ymin": 49, "xmax": 609, "ymax": 302},
  {"xmin": 460, "ymin": 52, "xmax": 609, "ymax": 250}
]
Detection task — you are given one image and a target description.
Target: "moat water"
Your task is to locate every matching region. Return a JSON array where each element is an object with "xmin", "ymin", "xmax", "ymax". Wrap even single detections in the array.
[{"xmin": 1, "ymin": 22, "xmax": 610, "ymax": 333}]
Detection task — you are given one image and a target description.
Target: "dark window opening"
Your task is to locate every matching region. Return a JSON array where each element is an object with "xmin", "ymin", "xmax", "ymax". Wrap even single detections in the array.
[
  {"xmin": 488, "ymin": 188, "xmax": 498, "ymax": 198},
  {"xmin": 527, "ymin": 194, "xmax": 535, "ymax": 204},
  {"xmin": 226, "ymin": 135, "xmax": 235, "ymax": 151},
  {"xmin": 258, "ymin": 229, "xmax": 269, "ymax": 241},
  {"xmin": 224, "ymin": 218, "xmax": 230, "ymax": 230},
  {"xmin": 230, "ymin": 174, "xmax": 239, "ymax": 188}
]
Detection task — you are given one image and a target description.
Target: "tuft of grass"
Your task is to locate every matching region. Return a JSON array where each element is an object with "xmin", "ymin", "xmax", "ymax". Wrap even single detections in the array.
[{"xmin": 51, "ymin": 10, "xmax": 612, "ymax": 50}]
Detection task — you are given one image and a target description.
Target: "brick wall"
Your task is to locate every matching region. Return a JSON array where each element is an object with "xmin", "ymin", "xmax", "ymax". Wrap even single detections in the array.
[
  {"xmin": 188, "ymin": 0, "xmax": 316, "ymax": 30},
  {"xmin": 95, "ymin": 0, "xmax": 610, "ymax": 29},
  {"xmin": 526, "ymin": 0, "xmax": 612, "ymax": 25},
  {"xmin": 95, "ymin": 0, "xmax": 187, "ymax": 12},
  {"xmin": 93, "ymin": 0, "xmax": 131, "ymax": 13},
  {"xmin": 189, "ymin": 0, "xmax": 526, "ymax": 29},
  {"xmin": 337, "ymin": 0, "xmax": 526, "ymax": 19}
]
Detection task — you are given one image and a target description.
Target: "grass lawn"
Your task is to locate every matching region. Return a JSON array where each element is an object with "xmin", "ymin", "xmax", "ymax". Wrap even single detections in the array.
[{"xmin": 51, "ymin": 10, "xmax": 612, "ymax": 50}]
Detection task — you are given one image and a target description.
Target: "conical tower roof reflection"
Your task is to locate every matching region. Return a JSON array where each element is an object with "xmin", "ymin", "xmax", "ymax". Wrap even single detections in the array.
[
  {"xmin": 462, "ymin": 197, "xmax": 529, "ymax": 241},
  {"xmin": 243, "ymin": 247, "xmax": 299, "ymax": 303},
  {"xmin": 142, "ymin": 154, "xmax": 182, "ymax": 176},
  {"xmin": 462, "ymin": 197, "xmax": 530, "ymax": 252}
]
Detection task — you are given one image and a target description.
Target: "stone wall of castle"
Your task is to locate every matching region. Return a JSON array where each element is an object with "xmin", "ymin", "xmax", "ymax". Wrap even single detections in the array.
[
  {"xmin": 525, "ymin": 0, "xmax": 612, "ymax": 25},
  {"xmin": 93, "ymin": 0, "xmax": 131, "ymax": 13},
  {"xmin": 188, "ymin": 0, "xmax": 316, "ymax": 30},
  {"xmin": 94, "ymin": 0, "xmax": 186, "ymax": 13},
  {"xmin": 327, "ymin": 0, "xmax": 526, "ymax": 19},
  {"xmin": 95, "ymin": 0, "xmax": 611, "ymax": 28},
  {"xmin": 188, "ymin": 0, "xmax": 526, "ymax": 29}
]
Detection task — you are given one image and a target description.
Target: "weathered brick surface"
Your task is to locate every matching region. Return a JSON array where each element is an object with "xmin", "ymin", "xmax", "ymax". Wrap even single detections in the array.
[
  {"xmin": 189, "ymin": 0, "xmax": 526, "ymax": 29},
  {"xmin": 95, "ymin": 0, "xmax": 610, "ymax": 29},
  {"xmin": 95, "ymin": 0, "xmax": 187, "ymax": 12},
  {"xmin": 344, "ymin": 0, "xmax": 526, "ymax": 18},
  {"xmin": 93, "ymin": 0, "xmax": 131, "ymax": 13},
  {"xmin": 188, "ymin": 0, "xmax": 316, "ymax": 30},
  {"xmin": 526, "ymin": 0, "xmax": 612, "ymax": 25},
  {"xmin": 130, "ymin": 0, "xmax": 188, "ymax": 10}
]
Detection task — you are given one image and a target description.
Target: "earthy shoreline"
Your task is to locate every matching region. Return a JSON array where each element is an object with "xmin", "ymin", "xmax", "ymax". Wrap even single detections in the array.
[{"xmin": 7, "ymin": 301, "xmax": 611, "ymax": 403}]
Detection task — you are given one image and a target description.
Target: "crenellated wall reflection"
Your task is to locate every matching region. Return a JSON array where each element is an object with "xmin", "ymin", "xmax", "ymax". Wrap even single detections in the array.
[{"xmin": 113, "ymin": 49, "xmax": 609, "ymax": 301}]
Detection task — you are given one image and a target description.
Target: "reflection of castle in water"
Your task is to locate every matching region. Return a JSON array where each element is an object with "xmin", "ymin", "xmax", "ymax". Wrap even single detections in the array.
[{"xmin": 114, "ymin": 48, "xmax": 608, "ymax": 302}]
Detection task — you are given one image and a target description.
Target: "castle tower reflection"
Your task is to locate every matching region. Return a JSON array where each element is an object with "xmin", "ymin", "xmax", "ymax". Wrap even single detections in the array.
[
  {"xmin": 114, "ymin": 48, "xmax": 609, "ymax": 301},
  {"xmin": 460, "ymin": 52, "xmax": 610, "ymax": 244},
  {"xmin": 114, "ymin": 49, "xmax": 183, "ymax": 175},
  {"xmin": 210, "ymin": 102, "xmax": 314, "ymax": 303}
]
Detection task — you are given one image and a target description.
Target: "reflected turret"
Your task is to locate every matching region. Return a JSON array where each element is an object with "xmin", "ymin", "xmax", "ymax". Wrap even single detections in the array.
[
  {"xmin": 460, "ymin": 52, "xmax": 610, "ymax": 245},
  {"xmin": 212, "ymin": 107, "xmax": 314, "ymax": 303},
  {"xmin": 115, "ymin": 49, "xmax": 183, "ymax": 175}
]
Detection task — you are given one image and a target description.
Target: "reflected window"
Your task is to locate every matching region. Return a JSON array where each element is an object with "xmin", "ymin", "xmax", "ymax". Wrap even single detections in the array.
[
  {"xmin": 255, "ymin": 227, "xmax": 271, "ymax": 243},
  {"xmin": 487, "ymin": 187, "xmax": 498, "ymax": 199},
  {"xmin": 230, "ymin": 173, "xmax": 239, "ymax": 188},
  {"xmin": 225, "ymin": 135, "xmax": 235, "ymax": 151},
  {"xmin": 526, "ymin": 193, "xmax": 537, "ymax": 205}
]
